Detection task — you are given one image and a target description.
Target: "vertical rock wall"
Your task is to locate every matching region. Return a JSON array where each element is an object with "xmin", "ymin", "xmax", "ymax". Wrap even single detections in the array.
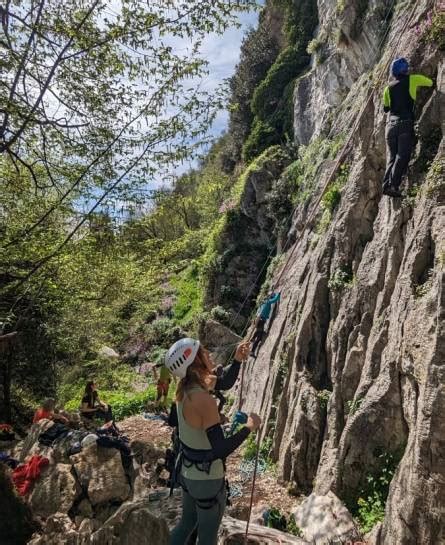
[{"xmin": 235, "ymin": 0, "xmax": 444, "ymax": 542}]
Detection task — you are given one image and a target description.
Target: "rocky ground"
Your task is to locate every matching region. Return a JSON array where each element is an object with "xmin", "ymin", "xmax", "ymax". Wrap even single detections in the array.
[
  {"xmin": 1, "ymin": 413, "xmax": 363, "ymax": 544},
  {"xmin": 119, "ymin": 414, "xmax": 300, "ymax": 521}
]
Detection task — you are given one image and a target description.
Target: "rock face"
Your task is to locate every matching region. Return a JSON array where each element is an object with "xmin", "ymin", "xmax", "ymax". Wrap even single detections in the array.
[
  {"xmin": 231, "ymin": 0, "xmax": 444, "ymax": 542},
  {"xmin": 204, "ymin": 146, "xmax": 292, "ymax": 329}
]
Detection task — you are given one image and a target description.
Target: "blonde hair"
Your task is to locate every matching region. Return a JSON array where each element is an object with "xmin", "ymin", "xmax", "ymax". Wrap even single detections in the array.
[{"xmin": 176, "ymin": 347, "xmax": 211, "ymax": 402}]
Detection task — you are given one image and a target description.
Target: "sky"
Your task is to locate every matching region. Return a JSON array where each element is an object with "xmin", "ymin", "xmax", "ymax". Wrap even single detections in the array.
[{"xmin": 166, "ymin": 8, "xmax": 260, "ymax": 179}]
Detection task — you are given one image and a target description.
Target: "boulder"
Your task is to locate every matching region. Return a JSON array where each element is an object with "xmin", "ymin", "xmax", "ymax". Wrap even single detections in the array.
[
  {"xmin": 291, "ymin": 491, "xmax": 360, "ymax": 544},
  {"xmin": 91, "ymin": 498, "xmax": 169, "ymax": 545},
  {"xmin": 16, "ymin": 420, "xmax": 54, "ymax": 462},
  {"xmin": 199, "ymin": 319, "xmax": 242, "ymax": 366},
  {"xmin": 28, "ymin": 513, "xmax": 86, "ymax": 545},
  {"xmin": 29, "ymin": 462, "xmax": 80, "ymax": 518},
  {"xmin": 72, "ymin": 443, "xmax": 130, "ymax": 506},
  {"xmin": 98, "ymin": 345, "xmax": 120, "ymax": 359},
  {"xmin": 219, "ymin": 515, "xmax": 306, "ymax": 544}
]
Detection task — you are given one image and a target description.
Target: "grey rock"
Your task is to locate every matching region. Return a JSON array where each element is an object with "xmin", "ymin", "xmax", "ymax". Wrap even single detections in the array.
[
  {"xmin": 90, "ymin": 497, "xmax": 169, "ymax": 545},
  {"xmin": 72, "ymin": 443, "xmax": 130, "ymax": 506},
  {"xmin": 29, "ymin": 462, "xmax": 80, "ymax": 518},
  {"xmin": 291, "ymin": 491, "xmax": 360, "ymax": 543}
]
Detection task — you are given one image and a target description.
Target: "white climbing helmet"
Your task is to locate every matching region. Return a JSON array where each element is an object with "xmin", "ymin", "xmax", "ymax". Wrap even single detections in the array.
[{"xmin": 165, "ymin": 338, "xmax": 200, "ymax": 378}]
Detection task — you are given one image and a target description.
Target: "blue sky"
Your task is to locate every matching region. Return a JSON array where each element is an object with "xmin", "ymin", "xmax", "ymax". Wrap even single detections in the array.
[{"xmin": 168, "ymin": 8, "xmax": 260, "ymax": 179}]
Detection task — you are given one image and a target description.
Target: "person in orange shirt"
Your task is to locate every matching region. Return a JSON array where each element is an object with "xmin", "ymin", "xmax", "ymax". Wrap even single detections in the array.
[{"xmin": 33, "ymin": 398, "xmax": 69, "ymax": 424}]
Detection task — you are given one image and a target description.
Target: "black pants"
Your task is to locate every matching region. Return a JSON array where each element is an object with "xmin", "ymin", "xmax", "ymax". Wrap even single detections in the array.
[
  {"xmin": 82, "ymin": 406, "xmax": 113, "ymax": 423},
  {"xmin": 383, "ymin": 118, "xmax": 414, "ymax": 190},
  {"xmin": 251, "ymin": 318, "xmax": 265, "ymax": 355}
]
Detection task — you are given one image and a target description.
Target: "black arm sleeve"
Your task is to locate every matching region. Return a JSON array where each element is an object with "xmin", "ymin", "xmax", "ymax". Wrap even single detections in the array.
[
  {"xmin": 214, "ymin": 360, "xmax": 241, "ymax": 391},
  {"xmin": 206, "ymin": 423, "xmax": 250, "ymax": 459},
  {"xmin": 168, "ymin": 403, "xmax": 178, "ymax": 428}
]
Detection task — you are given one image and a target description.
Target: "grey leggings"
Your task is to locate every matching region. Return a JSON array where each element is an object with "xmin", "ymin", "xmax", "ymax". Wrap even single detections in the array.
[{"xmin": 169, "ymin": 476, "xmax": 226, "ymax": 545}]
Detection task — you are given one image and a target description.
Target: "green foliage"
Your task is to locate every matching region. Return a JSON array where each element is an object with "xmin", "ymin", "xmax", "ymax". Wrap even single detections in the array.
[
  {"xmin": 322, "ymin": 163, "xmax": 351, "ymax": 213},
  {"xmin": 242, "ymin": 119, "xmax": 281, "ymax": 163},
  {"xmin": 242, "ymin": 0, "xmax": 318, "ymax": 162},
  {"xmin": 209, "ymin": 306, "xmax": 231, "ymax": 326},
  {"xmin": 58, "ymin": 357, "xmax": 139, "ymax": 405},
  {"xmin": 264, "ymin": 508, "xmax": 304, "ymax": 537},
  {"xmin": 251, "ymin": 47, "xmax": 309, "ymax": 124},
  {"xmin": 283, "ymin": 134, "xmax": 346, "ymax": 206},
  {"xmin": 243, "ymin": 435, "xmax": 274, "ymax": 468},
  {"xmin": 414, "ymin": 269, "xmax": 434, "ymax": 299},
  {"xmin": 336, "ymin": 0, "xmax": 346, "ymax": 14},
  {"xmin": 354, "ymin": 449, "xmax": 403, "ymax": 533},
  {"xmin": 317, "ymin": 389, "xmax": 331, "ymax": 410},
  {"xmin": 307, "ymin": 38, "xmax": 323, "ymax": 55},
  {"xmin": 346, "ymin": 396, "xmax": 363, "ymax": 415},
  {"xmin": 172, "ymin": 264, "xmax": 203, "ymax": 325},
  {"xmin": 287, "ymin": 515, "xmax": 304, "ymax": 537},
  {"xmin": 225, "ymin": 13, "xmax": 281, "ymax": 167},
  {"xmin": 328, "ymin": 266, "xmax": 355, "ymax": 292},
  {"xmin": 316, "ymin": 163, "xmax": 351, "ymax": 233},
  {"xmin": 425, "ymin": 157, "xmax": 445, "ymax": 196}
]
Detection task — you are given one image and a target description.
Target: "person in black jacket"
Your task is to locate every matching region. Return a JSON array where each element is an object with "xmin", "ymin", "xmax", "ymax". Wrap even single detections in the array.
[{"xmin": 382, "ymin": 58, "xmax": 433, "ymax": 197}]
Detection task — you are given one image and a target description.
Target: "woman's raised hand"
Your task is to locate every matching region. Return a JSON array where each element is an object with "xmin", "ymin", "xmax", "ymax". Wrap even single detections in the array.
[
  {"xmin": 234, "ymin": 340, "xmax": 250, "ymax": 363},
  {"xmin": 246, "ymin": 413, "xmax": 262, "ymax": 431}
]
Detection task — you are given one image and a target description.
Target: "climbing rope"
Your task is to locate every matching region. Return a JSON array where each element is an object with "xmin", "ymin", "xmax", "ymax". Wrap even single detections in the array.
[{"xmin": 244, "ymin": 431, "xmax": 261, "ymax": 544}]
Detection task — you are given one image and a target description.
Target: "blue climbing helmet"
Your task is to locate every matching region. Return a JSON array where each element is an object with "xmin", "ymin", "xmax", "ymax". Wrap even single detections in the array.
[{"xmin": 391, "ymin": 57, "xmax": 409, "ymax": 78}]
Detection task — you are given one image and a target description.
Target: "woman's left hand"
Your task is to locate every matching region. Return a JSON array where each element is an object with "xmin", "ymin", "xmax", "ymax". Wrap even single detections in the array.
[{"xmin": 234, "ymin": 341, "xmax": 250, "ymax": 363}]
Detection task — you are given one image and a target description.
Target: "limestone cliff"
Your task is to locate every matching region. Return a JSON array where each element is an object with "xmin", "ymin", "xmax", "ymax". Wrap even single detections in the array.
[{"xmin": 227, "ymin": 0, "xmax": 444, "ymax": 542}]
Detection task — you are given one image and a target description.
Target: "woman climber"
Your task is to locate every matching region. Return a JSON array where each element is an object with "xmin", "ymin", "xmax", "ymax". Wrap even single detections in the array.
[
  {"xmin": 250, "ymin": 291, "xmax": 281, "ymax": 358},
  {"xmin": 166, "ymin": 337, "xmax": 261, "ymax": 545}
]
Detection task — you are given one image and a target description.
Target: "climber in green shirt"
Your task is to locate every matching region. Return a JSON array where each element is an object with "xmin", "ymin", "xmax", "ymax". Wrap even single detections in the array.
[{"xmin": 382, "ymin": 58, "xmax": 433, "ymax": 198}]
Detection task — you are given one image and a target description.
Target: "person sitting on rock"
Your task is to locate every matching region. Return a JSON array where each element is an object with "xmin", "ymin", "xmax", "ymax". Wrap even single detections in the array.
[
  {"xmin": 33, "ymin": 398, "xmax": 69, "ymax": 425},
  {"xmin": 250, "ymin": 291, "xmax": 281, "ymax": 358},
  {"xmin": 166, "ymin": 337, "xmax": 261, "ymax": 545},
  {"xmin": 80, "ymin": 381, "xmax": 114, "ymax": 424},
  {"xmin": 382, "ymin": 57, "xmax": 433, "ymax": 198}
]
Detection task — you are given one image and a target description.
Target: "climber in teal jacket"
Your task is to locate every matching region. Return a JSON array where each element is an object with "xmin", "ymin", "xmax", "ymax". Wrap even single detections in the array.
[
  {"xmin": 382, "ymin": 58, "xmax": 433, "ymax": 198},
  {"xmin": 250, "ymin": 292, "xmax": 281, "ymax": 358}
]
